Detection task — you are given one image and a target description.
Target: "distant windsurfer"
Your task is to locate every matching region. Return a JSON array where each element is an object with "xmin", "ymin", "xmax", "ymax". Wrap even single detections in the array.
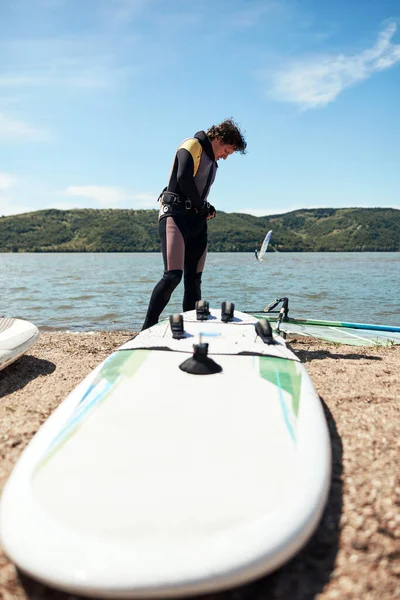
[
  {"xmin": 255, "ymin": 230, "xmax": 272, "ymax": 262},
  {"xmin": 254, "ymin": 249, "xmax": 258, "ymax": 260}
]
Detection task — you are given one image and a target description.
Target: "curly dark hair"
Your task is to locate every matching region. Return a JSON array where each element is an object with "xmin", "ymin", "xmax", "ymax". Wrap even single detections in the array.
[{"xmin": 206, "ymin": 118, "xmax": 247, "ymax": 154}]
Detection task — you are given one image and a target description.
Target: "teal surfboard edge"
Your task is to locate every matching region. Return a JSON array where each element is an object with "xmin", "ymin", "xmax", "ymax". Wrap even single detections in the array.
[
  {"xmin": 254, "ymin": 314, "xmax": 400, "ymax": 333},
  {"xmin": 34, "ymin": 349, "xmax": 150, "ymax": 472}
]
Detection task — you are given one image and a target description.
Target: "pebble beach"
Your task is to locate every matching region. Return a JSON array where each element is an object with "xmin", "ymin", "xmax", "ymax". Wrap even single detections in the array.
[{"xmin": 0, "ymin": 331, "xmax": 399, "ymax": 600}]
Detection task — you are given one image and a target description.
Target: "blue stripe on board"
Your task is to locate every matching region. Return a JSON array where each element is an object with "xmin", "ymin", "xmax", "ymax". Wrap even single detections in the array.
[
  {"xmin": 45, "ymin": 379, "xmax": 113, "ymax": 455},
  {"xmin": 338, "ymin": 321, "xmax": 400, "ymax": 333}
]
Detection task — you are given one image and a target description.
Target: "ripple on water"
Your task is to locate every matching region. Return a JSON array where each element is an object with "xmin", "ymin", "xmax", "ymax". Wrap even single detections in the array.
[
  {"xmin": 97, "ymin": 313, "xmax": 121, "ymax": 322},
  {"xmin": 304, "ymin": 291, "xmax": 330, "ymax": 299}
]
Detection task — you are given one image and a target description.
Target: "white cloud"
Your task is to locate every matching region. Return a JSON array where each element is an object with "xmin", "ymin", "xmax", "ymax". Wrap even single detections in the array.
[
  {"xmin": 64, "ymin": 185, "xmax": 129, "ymax": 206},
  {"xmin": 0, "ymin": 112, "xmax": 46, "ymax": 140},
  {"xmin": 0, "ymin": 173, "xmax": 17, "ymax": 190},
  {"xmin": 0, "ymin": 174, "xmax": 37, "ymax": 215},
  {"xmin": 230, "ymin": 1, "xmax": 284, "ymax": 28},
  {"xmin": 127, "ymin": 192, "xmax": 157, "ymax": 208},
  {"xmin": 63, "ymin": 185, "xmax": 156, "ymax": 208},
  {"xmin": 107, "ymin": 0, "xmax": 153, "ymax": 25},
  {"xmin": 0, "ymin": 32, "xmax": 141, "ymax": 92},
  {"xmin": 0, "ymin": 199, "xmax": 34, "ymax": 216},
  {"xmin": 268, "ymin": 22, "xmax": 400, "ymax": 109},
  {"xmin": 38, "ymin": 0, "xmax": 66, "ymax": 7},
  {"xmin": 0, "ymin": 64, "xmax": 136, "ymax": 90}
]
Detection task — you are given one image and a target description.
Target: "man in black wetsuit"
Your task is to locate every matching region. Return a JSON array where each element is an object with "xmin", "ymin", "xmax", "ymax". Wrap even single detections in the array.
[{"xmin": 141, "ymin": 118, "xmax": 247, "ymax": 330}]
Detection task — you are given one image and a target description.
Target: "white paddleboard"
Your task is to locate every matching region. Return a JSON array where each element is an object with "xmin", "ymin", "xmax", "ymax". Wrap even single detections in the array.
[
  {"xmin": 0, "ymin": 317, "xmax": 40, "ymax": 371},
  {"xmin": 0, "ymin": 307, "xmax": 331, "ymax": 598}
]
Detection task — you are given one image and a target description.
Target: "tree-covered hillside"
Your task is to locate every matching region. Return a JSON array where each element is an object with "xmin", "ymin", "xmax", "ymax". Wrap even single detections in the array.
[{"xmin": 0, "ymin": 207, "xmax": 398, "ymax": 252}]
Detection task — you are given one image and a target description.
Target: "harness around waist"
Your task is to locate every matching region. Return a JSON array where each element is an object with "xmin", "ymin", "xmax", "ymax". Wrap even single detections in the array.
[{"xmin": 159, "ymin": 191, "xmax": 193, "ymax": 212}]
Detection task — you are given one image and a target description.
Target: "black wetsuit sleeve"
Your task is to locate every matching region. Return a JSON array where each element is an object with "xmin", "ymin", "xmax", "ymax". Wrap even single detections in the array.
[{"xmin": 175, "ymin": 148, "xmax": 203, "ymax": 208}]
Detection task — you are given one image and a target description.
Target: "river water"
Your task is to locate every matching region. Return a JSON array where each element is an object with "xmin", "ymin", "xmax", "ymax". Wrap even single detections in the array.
[{"xmin": 1, "ymin": 252, "xmax": 398, "ymax": 331}]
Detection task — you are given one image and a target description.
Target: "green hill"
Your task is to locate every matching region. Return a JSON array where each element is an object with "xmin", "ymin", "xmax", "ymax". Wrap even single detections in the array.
[{"xmin": 0, "ymin": 207, "xmax": 398, "ymax": 252}]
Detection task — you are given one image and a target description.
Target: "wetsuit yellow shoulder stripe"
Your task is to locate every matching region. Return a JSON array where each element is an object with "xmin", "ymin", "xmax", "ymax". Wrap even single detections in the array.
[{"xmin": 179, "ymin": 138, "xmax": 203, "ymax": 176}]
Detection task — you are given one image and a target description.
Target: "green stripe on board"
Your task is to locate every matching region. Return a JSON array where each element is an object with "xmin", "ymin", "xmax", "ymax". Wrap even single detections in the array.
[
  {"xmin": 259, "ymin": 356, "xmax": 302, "ymax": 416},
  {"xmin": 99, "ymin": 349, "xmax": 149, "ymax": 383}
]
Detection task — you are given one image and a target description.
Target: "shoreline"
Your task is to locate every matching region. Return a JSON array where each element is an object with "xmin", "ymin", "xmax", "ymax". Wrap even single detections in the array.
[{"xmin": 1, "ymin": 332, "xmax": 399, "ymax": 600}]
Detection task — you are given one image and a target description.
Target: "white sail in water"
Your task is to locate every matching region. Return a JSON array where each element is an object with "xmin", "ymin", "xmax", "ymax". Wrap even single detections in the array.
[{"xmin": 257, "ymin": 230, "xmax": 272, "ymax": 261}]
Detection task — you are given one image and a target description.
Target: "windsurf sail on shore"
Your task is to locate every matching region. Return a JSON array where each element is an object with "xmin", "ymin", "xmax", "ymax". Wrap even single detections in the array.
[
  {"xmin": 256, "ymin": 230, "xmax": 272, "ymax": 261},
  {"xmin": 248, "ymin": 297, "xmax": 400, "ymax": 347}
]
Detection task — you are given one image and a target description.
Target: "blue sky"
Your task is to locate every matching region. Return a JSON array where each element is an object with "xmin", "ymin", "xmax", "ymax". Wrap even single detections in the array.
[{"xmin": 0, "ymin": 0, "xmax": 399, "ymax": 217}]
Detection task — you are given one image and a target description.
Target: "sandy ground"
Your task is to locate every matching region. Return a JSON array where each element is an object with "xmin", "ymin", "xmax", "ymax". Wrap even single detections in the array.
[{"xmin": 0, "ymin": 331, "xmax": 399, "ymax": 600}]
